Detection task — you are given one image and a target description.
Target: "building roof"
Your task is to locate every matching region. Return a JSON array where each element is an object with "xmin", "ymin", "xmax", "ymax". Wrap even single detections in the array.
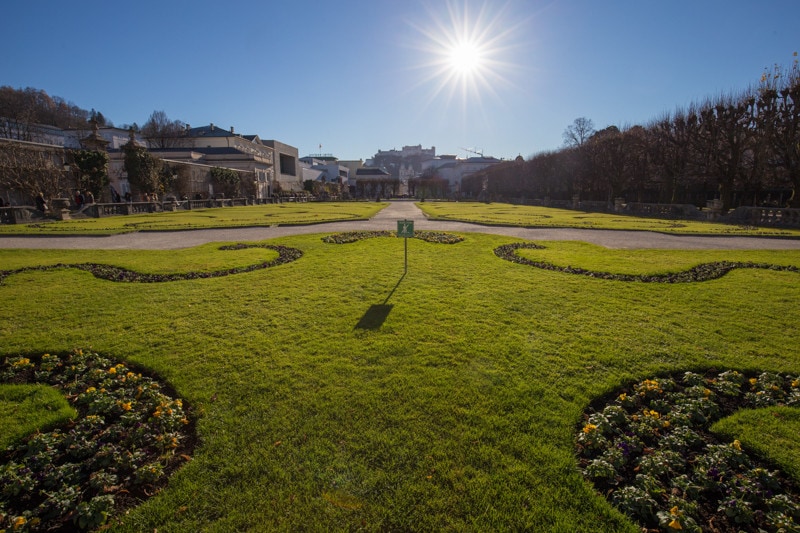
[
  {"xmin": 464, "ymin": 156, "xmax": 501, "ymax": 163},
  {"xmin": 355, "ymin": 167, "xmax": 390, "ymax": 176},
  {"xmin": 111, "ymin": 146, "xmax": 249, "ymax": 156},
  {"xmin": 187, "ymin": 124, "xmax": 237, "ymax": 137},
  {"xmin": 301, "ymin": 154, "xmax": 338, "ymax": 162}
]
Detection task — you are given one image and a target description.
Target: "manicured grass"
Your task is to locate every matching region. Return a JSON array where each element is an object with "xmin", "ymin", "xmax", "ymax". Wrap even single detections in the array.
[
  {"xmin": 0, "ymin": 243, "xmax": 281, "ymax": 274},
  {"xmin": 0, "ymin": 202, "xmax": 387, "ymax": 235},
  {"xmin": 0, "ymin": 384, "xmax": 76, "ymax": 449},
  {"xmin": 1, "ymin": 233, "xmax": 798, "ymax": 531},
  {"xmin": 712, "ymin": 406, "xmax": 800, "ymax": 483},
  {"xmin": 514, "ymin": 241, "xmax": 800, "ymax": 275},
  {"xmin": 417, "ymin": 201, "xmax": 800, "ymax": 237}
]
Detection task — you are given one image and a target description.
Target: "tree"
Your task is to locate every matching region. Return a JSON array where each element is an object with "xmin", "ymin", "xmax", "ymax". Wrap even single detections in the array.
[
  {"xmin": 693, "ymin": 95, "xmax": 755, "ymax": 210},
  {"xmin": 161, "ymin": 163, "xmax": 194, "ymax": 198},
  {"xmin": 68, "ymin": 149, "xmax": 109, "ymax": 199},
  {"xmin": 0, "ymin": 86, "xmax": 95, "ymax": 134},
  {"xmin": 0, "ymin": 140, "xmax": 70, "ymax": 202},
  {"xmin": 122, "ymin": 140, "xmax": 163, "ymax": 196},
  {"xmin": 141, "ymin": 110, "xmax": 187, "ymax": 149},
  {"xmin": 563, "ymin": 117, "xmax": 595, "ymax": 147},
  {"xmin": 648, "ymin": 109, "xmax": 700, "ymax": 203},
  {"xmin": 209, "ymin": 166, "xmax": 241, "ymax": 197},
  {"xmin": 756, "ymin": 55, "xmax": 800, "ymax": 207}
]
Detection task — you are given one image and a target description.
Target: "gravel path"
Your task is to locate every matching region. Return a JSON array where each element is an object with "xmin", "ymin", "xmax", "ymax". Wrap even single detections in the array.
[{"xmin": 1, "ymin": 202, "xmax": 799, "ymax": 250}]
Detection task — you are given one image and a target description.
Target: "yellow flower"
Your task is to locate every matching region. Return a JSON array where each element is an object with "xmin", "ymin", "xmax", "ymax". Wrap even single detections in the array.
[
  {"xmin": 703, "ymin": 388, "xmax": 712, "ymax": 397},
  {"xmin": 13, "ymin": 516, "xmax": 27, "ymax": 530},
  {"xmin": 582, "ymin": 424, "xmax": 597, "ymax": 434},
  {"xmin": 108, "ymin": 367, "xmax": 117, "ymax": 374},
  {"xmin": 85, "ymin": 386, "xmax": 96, "ymax": 393},
  {"xmin": 642, "ymin": 379, "xmax": 660, "ymax": 391},
  {"xmin": 749, "ymin": 377, "xmax": 758, "ymax": 386},
  {"xmin": 668, "ymin": 518, "xmax": 683, "ymax": 529},
  {"xmin": 120, "ymin": 401, "xmax": 132, "ymax": 411},
  {"xmin": 618, "ymin": 393, "xmax": 627, "ymax": 402},
  {"xmin": 792, "ymin": 379, "xmax": 799, "ymax": 388},
  {"xmin": 732, "ymin": 440, "xmax": 742, "ymax": 451}
]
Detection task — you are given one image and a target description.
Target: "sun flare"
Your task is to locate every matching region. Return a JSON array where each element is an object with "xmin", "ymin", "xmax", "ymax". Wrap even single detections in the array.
[{"xmin": 408, "ymin": 1, "xmax": 524, "ymax": 111}]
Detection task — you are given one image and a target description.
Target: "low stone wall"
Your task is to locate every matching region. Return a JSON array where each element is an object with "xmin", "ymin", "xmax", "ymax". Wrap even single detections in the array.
[
  {"xmin": 624, "ymin": 202, "xmax": 701, "ymax": 219},
  {"xmin": 0, "ymin": 206, "xmax": 39, "ymax": 224},
  {"xmin": 507, "ymin": 197, "xmax": 800, "ymax": 228},
  {"xmin": 83, "ymin": 202, "xmax": 159, "ymax": 217},
  {"xmin": 725, "ymin": 206, "xmax": 800, "ymax": 227}
]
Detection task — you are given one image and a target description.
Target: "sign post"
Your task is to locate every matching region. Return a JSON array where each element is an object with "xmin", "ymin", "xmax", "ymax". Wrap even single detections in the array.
[{"xmin": 397, "ymin": 219, "xmax": 414, "ymax": 273}]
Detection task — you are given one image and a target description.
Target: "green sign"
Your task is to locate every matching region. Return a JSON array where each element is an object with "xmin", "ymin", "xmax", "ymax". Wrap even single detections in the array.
[{"xmin": 397, "ymin": 219, "xmax": 414, "ymax": 238}]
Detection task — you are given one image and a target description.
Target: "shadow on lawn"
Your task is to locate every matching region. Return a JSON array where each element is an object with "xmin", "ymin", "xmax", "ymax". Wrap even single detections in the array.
[{"xmin": 355, "ymin": 273, "xmax": 405, "ymax": 330}]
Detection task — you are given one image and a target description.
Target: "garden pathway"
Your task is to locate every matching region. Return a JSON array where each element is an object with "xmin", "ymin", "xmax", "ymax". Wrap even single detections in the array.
[{"xmin": 1, "ymin": 201, "xmax": 799, "ymax": 250}]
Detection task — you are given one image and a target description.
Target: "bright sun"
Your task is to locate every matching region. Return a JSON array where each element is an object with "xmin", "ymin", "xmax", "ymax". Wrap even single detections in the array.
[
  {"xmin": 408, "ymin": 1, "xmax": 524, "ymax": 110},
  {"xmin": 448, "ymin": 40, "xmax": 484, "ymax": 75}
]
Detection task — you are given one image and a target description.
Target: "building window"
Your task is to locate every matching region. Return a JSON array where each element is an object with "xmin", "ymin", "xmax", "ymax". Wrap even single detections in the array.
[{"xmin": 279, "ymin": 154, "xmax": 296, "ymax": 176}]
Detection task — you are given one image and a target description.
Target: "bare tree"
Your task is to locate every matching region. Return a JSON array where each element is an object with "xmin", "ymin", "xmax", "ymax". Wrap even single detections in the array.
[
  {"xmin": 0, "ymin": 140, "xmax": 71, "ymax": 202},
  {"xmin": 141, "ymin": 110, "xmax": 188, "ymax": 149},
  {"xmin": 648, "ymin": 108, "xmax": 700, "ymax": 203},
  {"xmin": 756, "ymin": 57, "xmax": 800, "ymax": 207},
  {"xmin": 0, "ymin": 86, "xmax": 93, "ymax": 135},
  {"xmin": 562, "ymin": 117, "xmax": 595, "ymax": 147},
  {"xmin": 693, "ymin": 95, "xmax": 756, "ymax": 210}
]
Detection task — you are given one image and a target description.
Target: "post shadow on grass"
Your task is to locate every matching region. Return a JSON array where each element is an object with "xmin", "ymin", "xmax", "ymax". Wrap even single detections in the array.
[{"xmin": 355, "ymin": 273, "xmax": 406, "ymax": 330}]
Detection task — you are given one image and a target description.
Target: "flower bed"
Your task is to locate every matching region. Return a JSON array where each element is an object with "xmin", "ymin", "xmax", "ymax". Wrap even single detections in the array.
[
  {"xmin": 0, "ymin": 350, "xmax": 194, "ymax": 532},
  {"xmin": 0, "ymin": 244, "xmax": 302, "ymax": 285},
  {"xmin": 322, "ymin": 230, "xmax": 464, "ymax": 244},
  {"xmin": 494, "ymin": 242, "xmax": 800, "ymax": 282},
  {"xmin": 576, "ymin": 370, "xmax": 800, "ymax": 532}
]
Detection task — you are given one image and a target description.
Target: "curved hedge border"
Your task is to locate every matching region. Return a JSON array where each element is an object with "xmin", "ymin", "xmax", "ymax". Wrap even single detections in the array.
[
  {"xmin": 0, "ymin": 350, "xmax": 194, "ymax": 532},
  {"xmin": 0, "ymin": 244, "xmax": 302, "ymax": 285},
  {"xmin": 322, "ymin": 230, "xmax": 464, "ymax": 244},
  {"xmin": 577, "ymin": 370, "xmax": 800, "ymax": 532},
  {"xmin": 494, "ymin": 242, "xmax": 800, "ymax": 283}
]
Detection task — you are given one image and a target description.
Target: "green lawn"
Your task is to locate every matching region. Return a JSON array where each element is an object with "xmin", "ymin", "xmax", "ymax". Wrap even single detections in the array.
[
  {"xmin": 1, "ymin": 232, "xmax": 799, "ymax": 531},
  {"xmin": 417, "ymin": 201, "xmax": 800, "ymax": 237},
  {"xmin": 0, "ymin": 384, "xmax": 76, "ymax": 449},
  {"xmin": 0, "ymin": 202, "xmax": 387, "ymax": 235}
]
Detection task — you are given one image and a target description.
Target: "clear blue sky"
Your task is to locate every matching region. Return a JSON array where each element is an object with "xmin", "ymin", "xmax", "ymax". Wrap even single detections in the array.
[{"xmin": 3, "ymin": 0, "xmax": 798, "ymax": 161}]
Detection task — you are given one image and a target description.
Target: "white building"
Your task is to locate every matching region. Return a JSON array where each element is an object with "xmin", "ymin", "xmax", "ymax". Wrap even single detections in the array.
[
  {"xmin": 421, "ymin": 155, "xmax": 502, "ymax": 194},
  {"xmin": 299, "ymin": 155, "xmax": 349, "ymax": 188}
]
